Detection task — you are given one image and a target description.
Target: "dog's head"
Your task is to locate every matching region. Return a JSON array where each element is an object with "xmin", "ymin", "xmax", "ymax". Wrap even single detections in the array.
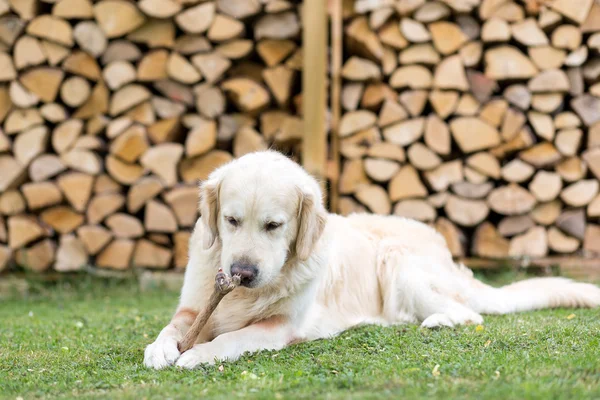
[{"xmin": 198, "ymin": 151, "xmax": 327, "ymax": 288}]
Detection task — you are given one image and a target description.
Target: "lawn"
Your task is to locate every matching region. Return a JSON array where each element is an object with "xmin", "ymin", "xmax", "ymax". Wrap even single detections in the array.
[{"xmin": 1, "ymin": 274, "xmax": 600, "ymax": 400}]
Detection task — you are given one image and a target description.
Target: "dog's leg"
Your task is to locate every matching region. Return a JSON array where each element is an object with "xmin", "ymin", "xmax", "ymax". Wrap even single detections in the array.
[
  {"xmin": 144, "ymin": 238, "xmax": 215, "ymax": 369},
  {"xmin": 377, "ymin": 240, "xmax": 483, "ymax": 329},
  {"xmin": 176, "ymin": 316, "xmax": 295, "ymax": 369}
]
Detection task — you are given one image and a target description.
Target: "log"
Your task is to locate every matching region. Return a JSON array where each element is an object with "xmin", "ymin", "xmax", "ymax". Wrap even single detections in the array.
[
  {"xmin": 13, "ymin": 126, "xmax": 48, "ymax": 166},
  {"xmin": 0, "ymin": 156, "xmax": 26, "ymax": 192},
  {"xmin": 339, "ymin": 110, "xmax": 377, "ymax": 137},
  {"xmin": 531, "ymin": 200, "xmax": 562, "ymax": 226},
  {"xmin": 87, "ymin": 193, "xmax": 125, "ymax": 224},
  {"xmin": 26, "ymin": 15, "xmax": 73, "ymax": 46},
  {"xmin": 355, "ymin": 184, "xmax": 391, "ymax": 215},
  {"xmin": 487, "ymin": 184, "xmax": 537, "ymax": 215},
  {"xmin": 399, "ymin": 90, "xmax": 428, "ymax": 117},
  {"xmin": 15, "ymin": 239, "xmax": 55, "ymax": 272},
  {"xmin": 163, "ymin": 186, "xmax": 198, "ymax": 228},
  {"xmin": 528, "ymin": 171, "xmax": 562, "ymax": 202},
  {"xmin": 339, "ymin": 158, "xmax": 369, "ymax": 194},
  {"xmin": 222, "ymin": 78, "xmax": 270, "ymax": 114},
  {"xmin": 106, "ymin": 155, "xmax": 144, "ymax": 185},
  {"xmin": 367, "ymin": 142, "xmax": 405, "ymax": 162},
  {"xmin": 451, "ymin": 182, "xmax": 493, "ymax": 199},
  {"xmin": 208, "ymin": 14, "xmax": 244, "ymax": 42},
  {"xmin": 9, "ymin": 81, "xmax": 38, "ymax": 108},
  {"xmin": 29, "ymin": 154, "xmax": 66, "ymax": 182},
  {"xmin": 556, "ymin": 157, "xmax": 588, "ymax": 182},
  {"xmin": 407, "ymin": 142, "xmax": 441, "ymax": 171},
  {"xmin": 389, "ymin": 165, "xmax": 427, "ymax": 201},
  {"xmin": 110, "ymin": 125, "xmax": 149, "ymax": 163},
  {"xmin": 472, "ymin": 222, "xmax": 509, "ymax": 259},
  {"xmin": 500, "ymin": 159, "xmax": 534, "ymax": 183},
  {"xmin": 560, "ymin": 180, "xmax": 599, "ymax": 207},
  {"xmin": 382, "ymin": 118, "xmax": 424, "ymax": 147},
  {"xmin": 393, "ymin": 199, "xmax": 436, "ymax": 222},
  {"xmin": 20, "ymin": 67, "xmax": 64, "ymax": 103},
  {"xmin": 548, "ymin": 227, "xmax": 580, "ymax": 254},
  {"xmin": 444, "ymin": 195, "xmax": 489, "ymax": 227},
  {"xmin": 584, "ymin": 225, "xmax": 600, "ymax": 254},
  {"xmin": 485, "ymin": 46, "xmax": 538, "ymax": 79},
  {"xmin": 167, "ymin": 53, "xmax": 201, "ymax": 84},
  {"xmin": 519, "ymin": 142, "xmax": 562, "ymax": 167},
  {"xmin": 8, "ymin": 215, "xmax": 45, "ymax": 249},
  {"xmin": 0, "ymin": 190, "xmax": 25, "ymax": 216},
  {"xmin": 399, "ymin": 44, "xmax": 440, "ymax": 65},
  {"xmin": 54, "ymin": 234, "xmax": 87, "ymax": 272},
  {"xmin": 93, "ymin": 0, "xmax": 146, "ymax": 38},
  {"xmin": 498, "ymin": 216, "xmax": 534, "ymax": 238},
  {"xmin": 61, "ymin": 149, "xmax": 102, "ymax": 175},
  {"xmin": 429, "ymin": 90, "xmax": 458, "ymax": 119},
  {"xmin": 140, "ymin": 143, "xmax": 183, "ymax": 187},
  {"xmin": 179, "ymin": 150, "xmax": 232, "ymax": 183},
  {"xmin": 429, "ymin": 21, "xmax": 467, "ymax": 55},
  {"xmin": 556, "ymin": 209, "xmax": 586, "ymax": 240},
  {"xmin": 424, "ymin": 161, "xmax": 463, "ymax": 192},
  {"xmin": 145, "ymin": 200, "xmax": 178, "ymax": 233},
  {"xmin": 133, "ymin": 239, "xmax": 172, "ymax": 269},
  {"xmin": 191, "ymin": 52, "xmax": 231, "ymax": 85},
  {"xmin": 528, "ymin": 111, "xmax": 554, "ymax": 141},
  {"xmin": 138, "ymin": 0, "xmax": 181, "ymax": 18},
  {"xmin": 363, "ymin": 157, "xmax": 399, "ymax": 182},
  {"xmin": 127, "ymin": 176, "xmax": 163, "ymax": 214},
  {"xmin": 21, "ymin": 182, "xmax": 63, "ymax": 210},
  {"xmin": 106, "ymin": 213, "xmax": 144, "ymax": 239},
  {"xmin": 501, "ymin": 108, "xmax": 525, "ymax": 141},
  {"xmin": 52, "ymin": 119, "xmax": 83, "ymax": 154},
  {"xmin": 73, "ymin": 21, "xmax": 107, "ymax": 58},
  {"xmin": 40, "ymin": 206, "xmax": 84, "ymax": 234},
  {"xmin": 77, "ymin": 225, "xmax": 112, "ymax": 256},
  {"xmin": 509, "ymin": 226, "xmax": 548, "ymax": 258},
  {"xmin": 450, "ymin": 117, "xmax": 501, "ymax": 153},
  {"xmin": 233, "ymin": 126, "xmax": 267, "ymax": 157},
  {"xmin": 96, "ymin": 239, "xmax": 134, "ymax": 270},
  {"xmin": 341, "ymin": 56, "xmax": 381, "ymax": 81}
]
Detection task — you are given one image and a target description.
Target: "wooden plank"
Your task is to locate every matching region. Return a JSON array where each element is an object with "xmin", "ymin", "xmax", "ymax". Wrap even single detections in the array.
[
  {"xmin": 302, "ymin": 0, "xmax": 328, "ymax": 196},
  {"xmin": 328, "ymin": 0, "xmax": 342, "ymax": 212}
]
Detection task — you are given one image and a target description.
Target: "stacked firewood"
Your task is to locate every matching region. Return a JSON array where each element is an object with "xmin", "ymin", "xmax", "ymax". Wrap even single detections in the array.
[
  {"xmin": 0, "ymin": 0, "xmax": 304, "ymax": 272},
  {"xmin": 338, "ymin": 0, "xmax": 600, "ymax": 259}
]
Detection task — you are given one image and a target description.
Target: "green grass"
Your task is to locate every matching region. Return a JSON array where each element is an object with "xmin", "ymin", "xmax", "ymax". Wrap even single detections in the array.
[{"xmin": 1, "ymin": 275, "xmax": 600, "ymax": 400}]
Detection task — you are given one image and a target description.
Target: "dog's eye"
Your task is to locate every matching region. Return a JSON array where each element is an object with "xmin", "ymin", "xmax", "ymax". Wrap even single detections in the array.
[
  {"xmin": 226, "ymin": 217, "xmax": 239, "ymax": 227},
  {"xmin": 265, "ymin": 222, "xmax": 281, "ymax": 231}
]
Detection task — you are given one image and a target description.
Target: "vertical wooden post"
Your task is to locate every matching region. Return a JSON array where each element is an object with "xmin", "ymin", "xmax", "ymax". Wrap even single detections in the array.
[
  {"xmin": 329, "ymin": 0, "xmax": 342, "ymax": 213},
  {"xmin": 302, "ymin": 0, "xmax": 328, "ymax": 198}
]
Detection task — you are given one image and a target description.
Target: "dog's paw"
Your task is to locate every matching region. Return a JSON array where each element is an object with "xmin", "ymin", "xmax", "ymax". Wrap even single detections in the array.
[
  {"xmin": 176, "ymin": 344, "xmax": 218, "ymax": 369},
  {"xmin": 143, "ymin": 335, "xmax": 181, "ymax": 370},
  {"xmin": 421, "ymin": 313, "xmax": 454, "ymax": 328}
]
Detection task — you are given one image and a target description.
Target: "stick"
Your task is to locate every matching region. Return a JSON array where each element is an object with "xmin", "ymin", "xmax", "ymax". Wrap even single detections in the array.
[{"xmin": 177, "ymin": 268, "xmax": 241, "ymax": 353}]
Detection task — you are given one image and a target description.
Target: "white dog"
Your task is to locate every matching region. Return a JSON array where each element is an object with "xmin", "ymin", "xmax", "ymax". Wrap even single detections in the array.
[{"xmin": 144, "ymin": 150, "xmax": 600, "ymax": 369}]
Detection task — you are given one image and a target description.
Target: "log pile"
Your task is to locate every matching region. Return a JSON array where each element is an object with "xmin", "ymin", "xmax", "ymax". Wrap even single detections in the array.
[
  {"xmin": 0, "ymin": 0, "xmax": 304, "ymax": 273},
  {"xmin": 337, "ymin": 0, "xmax": 600, "ymax": 259}
]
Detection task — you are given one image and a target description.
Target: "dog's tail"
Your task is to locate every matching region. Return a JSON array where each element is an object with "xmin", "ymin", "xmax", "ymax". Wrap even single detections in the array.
[{"xmin": 468, "ymin": 276, "xmax": 600, "ymax": 315}]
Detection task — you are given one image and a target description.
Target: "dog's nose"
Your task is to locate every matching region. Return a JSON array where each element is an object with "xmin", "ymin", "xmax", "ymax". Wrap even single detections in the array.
[{"xmin": 230, "ymin": 262, "xmax": 258, "ymax": 286}]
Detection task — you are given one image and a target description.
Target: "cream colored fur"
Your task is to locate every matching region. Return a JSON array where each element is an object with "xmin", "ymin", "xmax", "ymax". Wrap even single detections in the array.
[{"xmin": 144, "ymin": 150, "xmax": 600, "ymax": 370}]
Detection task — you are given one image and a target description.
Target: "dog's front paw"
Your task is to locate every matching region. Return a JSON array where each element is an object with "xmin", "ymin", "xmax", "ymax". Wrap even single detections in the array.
[
  {"xmin": 143, "ymin": 334, "xmax": 181, "ymax": 370},
  {"xmin": 176, "ymin": 344, "xmax": 219, "ymax": 369}
]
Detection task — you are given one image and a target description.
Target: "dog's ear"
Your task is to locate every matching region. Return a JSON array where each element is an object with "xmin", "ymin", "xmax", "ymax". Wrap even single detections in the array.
[
  {"xmin": 199, "ymin": 176, "xmax": 221, "ymax": 249},
  {"xmin": 296, "ymin": 189, "xmax": 327, "ymax": 260}
]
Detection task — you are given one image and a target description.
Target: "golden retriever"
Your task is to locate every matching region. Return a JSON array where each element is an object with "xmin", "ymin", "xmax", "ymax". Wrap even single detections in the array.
[{"xmin": 144, "ymin": 150, "xmax": 600, "ymax": 369}]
